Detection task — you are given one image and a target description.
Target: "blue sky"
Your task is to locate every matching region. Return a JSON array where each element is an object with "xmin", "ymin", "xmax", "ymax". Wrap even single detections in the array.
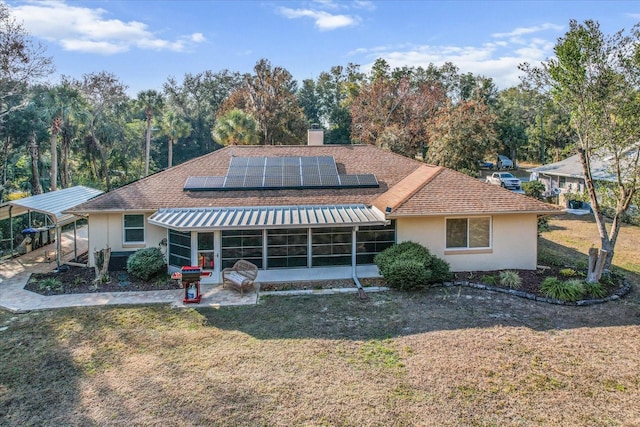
[{"xmin": 5, "ymin": 0, "xmax": 640, "ymax": 96}]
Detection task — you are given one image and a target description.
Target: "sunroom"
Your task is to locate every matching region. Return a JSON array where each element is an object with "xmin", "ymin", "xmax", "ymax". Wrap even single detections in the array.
[{"xmin": 148, "ymin": 204, "xmax": 395, "ymax": 284}]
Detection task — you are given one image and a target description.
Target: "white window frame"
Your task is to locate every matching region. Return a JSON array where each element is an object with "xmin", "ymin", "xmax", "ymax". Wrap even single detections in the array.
[
  {"xmin": 123, "ymin": 213, "xmax": 145, "ymax": 244},
  {"xmin": 445, "ymin": 216, "xmax": 492, "ymax": 250}
]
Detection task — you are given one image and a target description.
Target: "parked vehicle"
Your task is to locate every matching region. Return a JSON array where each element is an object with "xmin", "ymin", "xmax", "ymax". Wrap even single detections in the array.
[
  {"xmin": 478, "ymin": 160, "xmax": 494, "ymax": 169},
  {"xmin": 496, "ymin": 155, "xmax": 514, "ymax": 169},
  {"xmin": 486, "ymin": 172, "xmax": 522, "ymax": 190}
]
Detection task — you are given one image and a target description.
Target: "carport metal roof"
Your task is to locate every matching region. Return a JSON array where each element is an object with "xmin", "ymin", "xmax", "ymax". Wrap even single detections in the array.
[
  {"xmin": 148, "ymin": 204, "xmax": 387, "ymax": 231},
  {"xmin": 0, "ymin": 186, "xmax": 103, "ymax": 226}
]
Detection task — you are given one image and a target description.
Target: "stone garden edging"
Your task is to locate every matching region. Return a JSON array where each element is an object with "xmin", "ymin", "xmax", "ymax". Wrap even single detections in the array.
[{"xmin": 441, "ymin": 280, "xmax": 632, "ymax": 306}]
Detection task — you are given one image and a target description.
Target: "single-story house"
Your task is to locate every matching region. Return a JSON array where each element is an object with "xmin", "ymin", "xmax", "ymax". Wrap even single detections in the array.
[
  {"xmin": 527, "ymin": 154, "xmax": 607, "ymax": 198},
  {"xmin": 66, "ymin": 140, "xmax": 561, "ymax": 284},
  {"xmin": 527, "ymin": 150, "xmax": 638, "ymax": 205}
]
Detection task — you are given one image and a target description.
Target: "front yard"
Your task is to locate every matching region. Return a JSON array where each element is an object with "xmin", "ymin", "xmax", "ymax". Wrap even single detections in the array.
[{"xmin": 1, "ymin": 214, "xmax": 639, "ymax": 426}]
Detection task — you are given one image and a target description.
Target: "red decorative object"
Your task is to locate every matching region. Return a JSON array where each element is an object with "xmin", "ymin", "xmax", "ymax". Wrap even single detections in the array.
[{"xmin": 181, "ymin": 266, "xmax": 202, "ymax": 304}]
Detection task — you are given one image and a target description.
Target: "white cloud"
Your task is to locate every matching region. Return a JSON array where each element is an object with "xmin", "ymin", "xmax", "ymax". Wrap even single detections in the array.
[
  {"xmin": 355, "ymin": 36, "xmax": 556, "ymax": 89},
  {"xmin": 191, "ymin": 33, "xmax": 206, "ymax": 43},
  {"xmin": 279, "ymin": 7, "xmax": 359, "ymax": 30},
  {"xmin": 8, "ymin": 0, "xmax": 204, "ymax": 55},
  {"xmin": 492, "ymin": 23, "xmax": 564, "ymax": 39}
]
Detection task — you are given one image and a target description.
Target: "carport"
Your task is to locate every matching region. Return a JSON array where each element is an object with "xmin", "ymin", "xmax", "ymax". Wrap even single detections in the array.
[{"xmin": 0, "ymin": 186, "xmax": 103, "ymax": 269}]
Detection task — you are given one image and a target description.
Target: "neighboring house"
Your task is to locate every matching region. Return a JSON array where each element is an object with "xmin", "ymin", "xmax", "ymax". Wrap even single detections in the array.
[
  {"xmin": 66, "ymin": 141, "xmax": 560, "ymax": 284},
  {"xmin": 527, "ymin": 154, "xmax": 616, "ymax": 205}
]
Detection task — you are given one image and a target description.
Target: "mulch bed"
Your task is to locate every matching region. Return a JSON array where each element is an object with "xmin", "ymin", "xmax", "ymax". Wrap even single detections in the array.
[
  {"xmin": 25, "ymin": 258, "xmax": 626, "ymax": 303},
  {"xmin": 25, "ymin": 264, "xmax": 181, "ymax": 296}
]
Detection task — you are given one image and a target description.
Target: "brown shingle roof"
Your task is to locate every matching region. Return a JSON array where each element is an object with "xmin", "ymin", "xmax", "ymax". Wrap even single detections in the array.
[
  {"xmin": 390, "ymin": 167, "xmax": 561, "ymax": 216},
  {"xmin": 67, "ymin": 144, "xmax": 561, "ymax": 216},
  {"xmin": 372, "ymin": 164, "xmax": 443, "ymax": 213}
]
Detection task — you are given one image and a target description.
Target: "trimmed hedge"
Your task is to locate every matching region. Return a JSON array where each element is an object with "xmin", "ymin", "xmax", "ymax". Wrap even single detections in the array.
[
  {"xmin": 374, "ymin": 241, "xmax": 450, "ymax": 290},
  {"xmin": 127, "ymin": 247, "xmax": 166, "ymax": 280}
]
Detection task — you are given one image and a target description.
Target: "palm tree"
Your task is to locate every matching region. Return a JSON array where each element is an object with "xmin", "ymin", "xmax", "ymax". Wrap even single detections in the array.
[
  {"xmin": 212, "ymin": 109, "xmax": 260, "ymax": 146},
  {"xmin": 160, "ymin": 110, "xmax": 191, "ymax": 168},
  {"xmin": 42, "ymin": 80, "xmax": 84, "ymax": 190},
  {"xmin": 136, "ymin": 90, "xmax": 164, "ymax": 176}
]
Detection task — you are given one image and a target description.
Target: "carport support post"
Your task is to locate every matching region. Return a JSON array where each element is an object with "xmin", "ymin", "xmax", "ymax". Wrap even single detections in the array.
[
  {"xmin": 73, "ymin": 221, "xmax": 77, "ymax": 261},
  {"xmin": 9, "ymin": 205, "xmax": 13, "ymax": 256},
  {"xmin": 56, "ymin": 225, "xmax": 61, "ymax": 271}
]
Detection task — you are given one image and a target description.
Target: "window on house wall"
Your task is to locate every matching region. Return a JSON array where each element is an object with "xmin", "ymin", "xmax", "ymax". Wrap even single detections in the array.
[
  {"xmin": 356, "ymin": 221, "xmax": 396, "ymax": 264},
  {"xmin": 446, "ymin": 217, "xmax": 491, "ymax": 249},
  {"xmin": 123, "ymin": 214, "xmax": 145, "ymax": 244},
  {"xmin": 168, "ymin": 229, "xmax": 191, "ymax": 268},
  {"xmin": 267, "ymin": 228, "xmax": 308, "ymax": 269},
  {"xmin": 221, "ymin": 229, "xmax": 263, "ymax": 269},
  {"xmin": 559, "ymin": 176, "xmax": 567, "ymax": 188},
  {"xmin": 311, "ymin": 227, "xmax": 352, "ymax": 266}
]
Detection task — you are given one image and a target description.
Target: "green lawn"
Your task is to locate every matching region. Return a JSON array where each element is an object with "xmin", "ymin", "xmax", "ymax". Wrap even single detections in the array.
[{"xmin": 1, "ymin": 215, "xmax": 639, "ymax": 426}]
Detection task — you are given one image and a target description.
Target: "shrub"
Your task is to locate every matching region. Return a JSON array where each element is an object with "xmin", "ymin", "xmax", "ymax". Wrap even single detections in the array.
[
  {"xmin": 583, "ymin": 281, "xmax": 607, "ymax": 299},
  {"xmin": 39, "ymin": 277, "xmax": 63, "ymax": 292},
  {"xmin": 127, "ymin": 247, "xmax": 166, "ymax": 280},
  {"xmin": 385, "ymin": 259, "xmax": 431, "ymax": 290},
  {"xmin": 480, "ymin": 275, "xmax": 497, "ymax": 285},
  {"xmin": 523, "ymin": 180, "xmax": 546, "ymax": 199},
  {"xmin": 540, "ymin": 277, "xmax": 585, "ymax": 302},
  {"xmin": 374, "ymin": 241, "xmax": 450, "ymax": 289},
  {"xmin": 559, "ymin": 268, "xmax": 577, "ymax": 278},
  {"xmin": 499, "ymin": 270, "xmax": 522, "ymax": 289}
]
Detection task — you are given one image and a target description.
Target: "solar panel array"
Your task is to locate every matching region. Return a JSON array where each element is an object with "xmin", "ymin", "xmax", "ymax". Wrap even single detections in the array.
[{"xmin": 184, "ymin": 156, "xmax": 379, "ymax": 191}]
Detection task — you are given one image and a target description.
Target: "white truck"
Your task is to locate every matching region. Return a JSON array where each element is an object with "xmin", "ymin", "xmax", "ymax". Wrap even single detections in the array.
[{"xmin": 486, "ymin": 172, "xmax": 522, "ymax": 190}]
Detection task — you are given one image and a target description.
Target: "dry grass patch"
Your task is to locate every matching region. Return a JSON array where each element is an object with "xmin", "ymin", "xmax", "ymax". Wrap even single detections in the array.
[
  {"xmin": 1, "ymin": 213, "xmax": 639, "ymax": 426},
  {"xmin": 2, "ymin": 288, "xmax": 640, "ymax": 426}
]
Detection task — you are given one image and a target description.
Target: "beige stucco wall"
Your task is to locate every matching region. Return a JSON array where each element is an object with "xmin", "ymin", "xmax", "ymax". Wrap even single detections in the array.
[
  {"xmin": 396, "ymin": 213, "xmax": 539, "ymax": 272},
  {"xmin": 87, "ymin": 212, "xmax": 166, "ymax": 266},
  {"xmin": 86, "ymin": 211, "xmax": 540, "ymax": 272}
]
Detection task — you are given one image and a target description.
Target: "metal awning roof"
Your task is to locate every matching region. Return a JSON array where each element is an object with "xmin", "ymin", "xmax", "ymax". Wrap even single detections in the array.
[
  {"xmin": 148, "ymin": 204, "xmax": 387, "ymax": 231},
  {"xmin": 0, "ymin": 186, "xmax": 104, "ymax": 226}
]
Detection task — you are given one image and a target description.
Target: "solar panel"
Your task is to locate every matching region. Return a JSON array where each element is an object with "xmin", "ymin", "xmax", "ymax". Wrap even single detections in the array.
[
  {"xmin": 205, "ymin": 176, "xmax": 226, "ymax": 188},
  {"xmin": 245, "ymin": 166, "xmax": 264, "ymax": 177},
  {"xmin": 243, "ymin": 176, "xmax": 264, "ymax": 188},
  {"xmin": 338, "ymin": 175, "xmax": 359, "ymax": 186},
  {"xmin": 356, "ymin": 174, "xmax": 379, "ymax": 187},
  {"xmin": 320, "ymin": 175, "xmax": 340, "ymax": 186},
  {"xmin": 246, "ymin": 157, "xmax": 264, "ymax": 167},
  {"xmin": 183, "ymin": 155, "xmax": 379, "ymax": 191},
  {"xmin": 224, "ymin": 176, "xmax": 244, "ymax": 188}
]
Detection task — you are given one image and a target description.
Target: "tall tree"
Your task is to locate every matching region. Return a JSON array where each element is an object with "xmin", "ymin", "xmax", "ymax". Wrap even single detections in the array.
[
  {"xmin": 315, "ymin": 64, "xmax": 362, "ymax": 144},
  {"xmin": 350, "ymin": 65, "xmax": 445, "ymax": 157},
  {"xmin": 40, "ymin": 79, "xmax": 84, "ymax": 190},
  {"xmin": 163, "ymin": 70, "xmax": 242, "ymax": 160},
  {"xmin": 212, "ymin": 109, "xmax": 259, "ymax": 146},
  {"xmin": 75, "ymin": 71, "xmax": 129, "ymax": 191},
  {"xmin": 160, "ymin": 110, "xmax": 191, "ymax": 168},
  {"xmin": 523, "ymin": 19, "xmax": 640, "ymax": 277},
  {"xmin": 427, "ymin": 99, "xmax": 499, "ymax": 172},
  {"xmin": 221, "ymin": 59, "xmax": 307, "ymax": 145},
  {"xmin": 135, "ymin": 90, "xmax": 164, "ymax": 176},
  {"xmin": 0, "ymin": 4, "xmax": 53, "ymax": 123}
]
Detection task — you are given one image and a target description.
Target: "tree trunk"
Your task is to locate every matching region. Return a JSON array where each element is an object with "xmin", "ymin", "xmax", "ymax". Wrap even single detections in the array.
[
  {"xmin": 0, "ymin": 135, "xmax": 10, "ymax": 202},
  {"xmin": 29, "ymin": 131, "xmax": 43, "ymax": 195},
  {"xmin": 586, "ymin": 247, "xmax": 607, "ymax": 283},
  {"xmin": 93, "ymin": 247, "xmax": 112, "ymax": 284},
  {"xmin": 168, "ymin": 138, "xmax": 173, "ymax": 168},
  {"xmin": 60, "ymin": 130, "xmax": 71, "ymax": 188},
  {"xmin": 49, "ymin": 117, "xmax": 61, "ymax": 191},
  {"xmin": 145, "ymin": 116, "xmax": 151, "ymax": 176}
]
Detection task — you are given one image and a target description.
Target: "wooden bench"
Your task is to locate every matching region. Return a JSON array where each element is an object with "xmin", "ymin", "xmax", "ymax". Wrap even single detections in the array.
[{"xmin": 222, "ymin": 260, "xmax": 258, "ymax": 296}]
